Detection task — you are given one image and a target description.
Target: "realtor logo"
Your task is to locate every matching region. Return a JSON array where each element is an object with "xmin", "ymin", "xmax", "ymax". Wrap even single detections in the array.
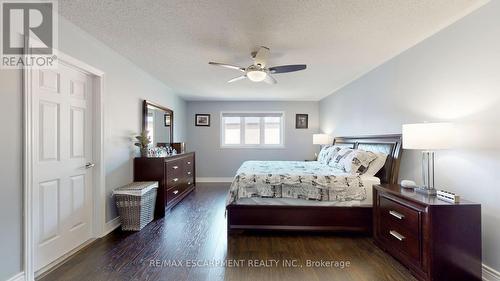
[{"xmin": 1, "ymin": 0, "xmax": 58, "ymax": 68}]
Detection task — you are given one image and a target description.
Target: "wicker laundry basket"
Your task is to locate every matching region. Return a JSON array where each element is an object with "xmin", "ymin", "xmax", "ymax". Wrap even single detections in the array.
[{"xmin": 113, "ymin": 181, "xmax": 158, "ymax": 231}]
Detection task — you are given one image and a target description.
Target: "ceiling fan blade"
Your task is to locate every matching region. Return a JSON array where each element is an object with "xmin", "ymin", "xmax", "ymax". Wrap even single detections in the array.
[
  {"xmin": 264, "ymin": 74, "xmax": 277, "ymax": 84},
  {"xmin": 268, "ymin": 64, "xmax": 307, "ymax": 74},
  {"xmin": 209, "ymin": 62, "xmax": 245, "ymax": 72},
  {"xmin": 227, "ymin": 75, "xmax": 247, "ymax": 83},
  {"xmin": 253, "ymin": 46, "xmax": 270, "ymax": 67}
]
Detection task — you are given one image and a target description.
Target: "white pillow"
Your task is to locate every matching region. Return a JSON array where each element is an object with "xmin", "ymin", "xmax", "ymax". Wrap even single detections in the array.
[
  {"xmin": 343, "ymin": 150, "xmax": 377, "ymax": 174},
  {"xmin": 364, "ymin": 152, "xmax": 388, "ymax": 176}
]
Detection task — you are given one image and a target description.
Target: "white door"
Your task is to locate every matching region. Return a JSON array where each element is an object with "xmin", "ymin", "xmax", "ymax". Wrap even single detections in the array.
[{"xmin": 33, "ymin": 62, "xmax": 94, "ymax": 271}]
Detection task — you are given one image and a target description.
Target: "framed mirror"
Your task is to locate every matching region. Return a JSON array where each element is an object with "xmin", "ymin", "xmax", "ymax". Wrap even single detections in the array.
[{"xmin": 142, "ymin": 100, "xmax": 173, "ymax": 147}]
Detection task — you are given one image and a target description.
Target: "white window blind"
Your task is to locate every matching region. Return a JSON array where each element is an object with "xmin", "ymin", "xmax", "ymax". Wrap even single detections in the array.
[{"xmin": 221, "ymin": 112, "xmax": 284, "ymax": 148}]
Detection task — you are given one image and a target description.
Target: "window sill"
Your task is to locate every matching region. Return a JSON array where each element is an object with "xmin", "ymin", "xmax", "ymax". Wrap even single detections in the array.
[{"xmin": 220, "ymin": 145, "xmax": 286, "ymax": 150}]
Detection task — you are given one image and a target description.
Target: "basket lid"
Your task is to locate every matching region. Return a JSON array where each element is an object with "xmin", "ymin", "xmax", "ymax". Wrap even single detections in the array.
[{"xmin": 113, "ymin": 181, "xmax": 158, "ymax": 196}]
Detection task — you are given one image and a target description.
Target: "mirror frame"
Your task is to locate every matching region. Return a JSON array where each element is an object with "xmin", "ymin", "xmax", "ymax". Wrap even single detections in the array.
[{"xmin": 142, "ymin": 100, "xmax": 174, "ymax": 145}]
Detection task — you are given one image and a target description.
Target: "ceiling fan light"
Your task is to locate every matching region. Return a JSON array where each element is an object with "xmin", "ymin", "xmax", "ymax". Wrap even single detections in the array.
[{"xmin": 246, "ymin": 70, "xmax": 267, "ymax": 82}]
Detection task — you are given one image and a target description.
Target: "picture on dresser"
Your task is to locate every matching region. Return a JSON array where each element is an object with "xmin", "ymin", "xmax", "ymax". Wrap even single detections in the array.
[
  {"xmin": 295, "ymin": 114, "xmax": 308, "ymax": 129},
  {"xmin": 195, "ymin": 114, "xmax": 211, "ymax": 126}
]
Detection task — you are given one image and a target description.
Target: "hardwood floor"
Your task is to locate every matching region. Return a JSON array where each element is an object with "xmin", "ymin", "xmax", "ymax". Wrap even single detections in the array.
[{"xmin": 39, "ymin": 183, "xmax": 417, "ymax": 281}]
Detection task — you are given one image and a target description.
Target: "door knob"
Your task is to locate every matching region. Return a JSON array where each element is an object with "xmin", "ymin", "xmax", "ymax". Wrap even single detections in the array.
[{"xmin": 85, "ymin": 162, "xmax": 95, "ymax": 169}]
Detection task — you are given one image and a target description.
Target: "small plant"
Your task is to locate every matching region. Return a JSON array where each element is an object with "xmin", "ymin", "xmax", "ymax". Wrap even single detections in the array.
[{"xmin": 134, "ymin": 130, "xmax": 151, "ymax": 157}]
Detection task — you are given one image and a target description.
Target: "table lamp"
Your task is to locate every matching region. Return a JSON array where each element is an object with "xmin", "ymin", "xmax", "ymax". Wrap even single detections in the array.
[
  {"xmin": 313, "ymin": 134, "xmax": 333, "ymax": 146},
  {"xmin": 313, "ymin": 134, "xmax": 333, "ymax": 159},
  {"xmin": 402, "ymin": 123, "xmax": 453, "ymax": 195}
]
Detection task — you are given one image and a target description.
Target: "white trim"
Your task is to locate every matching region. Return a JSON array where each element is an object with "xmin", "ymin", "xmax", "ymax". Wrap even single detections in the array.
[
  {"xmin": 484, "ymin": 264, "xmax": 500, "ymax": 281},
  {"xmin": 102, "ymin": 217, "xmax": 122, "ymax": 237},
  {"xmin": 6, "ymin": 272, "xmax": 25, "ymax": 281},
  {"xmin": 23, "ymin": 36, "xmax": 34, "ymax": 281},
  {"xmin": 219, "ymin": 111, "xmax": 285, "ymax": 149},
  {"xmin": 197, "ymin": 177, "xmax": 234, "ymax": 183},
  {"xmin": 23, "ymin": 49, "xmax": 105, "ymax": 281}
]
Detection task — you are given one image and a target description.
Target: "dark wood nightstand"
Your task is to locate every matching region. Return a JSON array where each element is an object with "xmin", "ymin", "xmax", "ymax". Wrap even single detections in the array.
[{"xmin": 373, "ymin": 184, "xmax": 482, "ymax": 281}]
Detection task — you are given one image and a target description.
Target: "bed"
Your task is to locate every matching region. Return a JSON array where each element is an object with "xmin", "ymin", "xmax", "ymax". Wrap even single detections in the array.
[{"xmin": 226, "ymin": 134, "xmax": 402, "ymax": 235}]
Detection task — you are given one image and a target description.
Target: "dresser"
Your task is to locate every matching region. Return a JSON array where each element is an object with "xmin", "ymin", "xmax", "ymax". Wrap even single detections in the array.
[
  {"xmin": 373, "ymin": 184, "xmax": 481, "ymax": 281},
  {"xmin": 134, "ymin": 152, "xmax": 195, "ymax": 218}
]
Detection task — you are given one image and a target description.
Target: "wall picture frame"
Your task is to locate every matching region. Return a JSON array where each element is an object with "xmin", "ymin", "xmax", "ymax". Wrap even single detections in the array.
[
  {"xmin": 295, "ymin": 114, "xmax": 308, "ymax": 129},
  {"xmin": 164, "ymin": 114, "xmax": 171, "ymax": 127},
  {"xmin": 195, "ymin": 114, "xmax": 211, "ymax": 127}
]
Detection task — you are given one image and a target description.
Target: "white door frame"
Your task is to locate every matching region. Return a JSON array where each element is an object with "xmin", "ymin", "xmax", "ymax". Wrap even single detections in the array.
[{"xmin": 23, "ymin": 50, "xmax": 105, "ymax": 280}]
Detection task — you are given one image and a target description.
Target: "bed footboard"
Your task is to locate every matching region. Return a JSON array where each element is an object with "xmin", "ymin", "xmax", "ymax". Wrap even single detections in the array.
[{"xmin": 226, "ymin": 204, "xmax": 373, "ymax": 235}]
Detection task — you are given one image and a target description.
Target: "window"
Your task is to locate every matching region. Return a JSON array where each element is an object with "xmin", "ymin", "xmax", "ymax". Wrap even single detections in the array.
[{"xmin": 221, "ymin": 112, "xmax": 284, "ymax": 148}]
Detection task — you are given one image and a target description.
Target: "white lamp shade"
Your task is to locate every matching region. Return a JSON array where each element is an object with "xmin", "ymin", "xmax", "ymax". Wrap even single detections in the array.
[
  {"xmin": 402, "ymin": 123, "xmax": 453, "ymax": 150},
  {"xmin": 313, "ymin": 134, "xmax": 333, "ymax": 145}
]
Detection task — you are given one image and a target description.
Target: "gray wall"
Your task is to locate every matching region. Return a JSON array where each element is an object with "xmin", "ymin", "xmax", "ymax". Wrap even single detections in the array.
[
  {"xmin": 0, "ymin": 17, "xmax": 187, "ymax": 280},
  {"xmin": 319, "ymin": 1, "xmax": 500, "ymax": 272},
  {"xmin": 0, "ymin": 69, "xmax": 23, "ymax": 280},
  {"xmin": 59, "ymin": 17, "xmax": 187, "ymax": 222},
  {"xmin": 187, "ymin": 101, "xmax": 319, "ymax": 178}
]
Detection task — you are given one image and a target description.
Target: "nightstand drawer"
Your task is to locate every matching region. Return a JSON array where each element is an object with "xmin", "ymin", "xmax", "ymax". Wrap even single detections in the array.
[
  {"xmin": 380, "ymin": 219, "xmax": 421, "ymax": 264},
  {"xmin": 379, "ymin": 195, "xmax": 420, "ymax": 235},
  {"xmin": 373, "ymin": 184, "xmax": 482, "ymax": 281}
]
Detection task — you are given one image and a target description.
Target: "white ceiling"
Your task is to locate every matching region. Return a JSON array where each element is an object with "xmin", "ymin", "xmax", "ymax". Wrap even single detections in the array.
[{"xmin": 59, "ymin": 0, "xmax": 487, "ymax": 101}]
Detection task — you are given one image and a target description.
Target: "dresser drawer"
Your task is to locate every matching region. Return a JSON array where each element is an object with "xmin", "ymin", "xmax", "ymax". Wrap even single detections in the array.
[
  {"xmin": 166, "ymin": 160, "xmax": 183, "ymax": 178},
  {"xmin": 379, "ymin": 195, "xmax": 420, "ymax": 235},
  {"xmin": 166, "ymin": 184, "xmax": 188, "ymax": 204},
  {"xmin": 167, "ymin": 175, "xmax": 183, "ymax": 187},
  {"xmin": 185, "ymin": 175, "xmax": 194, "ymax": 186},
  {"xmin": 184, "ymin": 156, "xmax": 194, "ymax": 172},
  {"xmin": 380, "ymin": 219, "xmax": 421, "ymax": 264}
]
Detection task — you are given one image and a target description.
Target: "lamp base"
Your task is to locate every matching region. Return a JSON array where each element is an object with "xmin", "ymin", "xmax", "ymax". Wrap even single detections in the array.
[{"xmin": 415, "ymin": 187, "xmax": 437, "ymax": 196}]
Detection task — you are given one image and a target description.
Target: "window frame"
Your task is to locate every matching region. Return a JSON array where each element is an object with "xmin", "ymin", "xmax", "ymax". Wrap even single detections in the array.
[{"xmin": 220, "ymin": 111, "xmax": 285, "ymax": 149}]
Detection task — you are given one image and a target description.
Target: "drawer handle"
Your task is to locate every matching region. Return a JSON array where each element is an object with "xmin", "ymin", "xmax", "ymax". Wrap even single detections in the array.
[
  {"xmin": 389, "ymin": 230, "xmax": 406, "ymax": 241},
  {"xmin": 172, "ymin": 165, "xmax": 179, "ymax": 170},
  {"xmin": 173, "ymin": 190, "xmax": 179, "ymax": 195},
  {"xmin": 187, "ymin": 171, "xmax": 191, "ymax": 175},
  {"xmin": 389, "ymin": 210, "xmax": 405, "ymax": 220},
  {"xmin": 187, "ymin": 161, "xmax": 191, "ymax": 165},
  {"xmin": 173, "ymin": 178, "xmax": 179, "ymax": 182}
]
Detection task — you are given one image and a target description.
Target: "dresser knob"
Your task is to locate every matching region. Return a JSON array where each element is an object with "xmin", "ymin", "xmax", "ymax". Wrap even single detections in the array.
[
  {"xmin": 187, "ymin": 171, "xmax": 191, "ymax": 175},
  {"xmin": 188, "ymin": 182, "xmax": 192, "ymax": 185},
  {"xmin": 173, "ymin": 178, "xmax": 178, "ymax": 182},
  {"xmin": 389, "ymin": 210, "xmax": 404, "ymax": 220},
  {"xmin": 173, "ymin": 190, "xmax": 179, "ymax": 195},
  {"xmin": 389, "ymin": 230, "xmax": 406, "ymax": 241},
  {"xmin": 172, "ymin": 165, "xmax": 179, "ymax": 170},
  {"xmin": 187, "ymin": 161, "xmax": 191, "ymax": 165}
]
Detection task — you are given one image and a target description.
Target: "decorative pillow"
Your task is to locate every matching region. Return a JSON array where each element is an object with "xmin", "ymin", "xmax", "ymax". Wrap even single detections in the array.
[
  {"xmin": 324, "ymin": 146, "xmax": 342, "ymax": 165},
  {"xmin": 317, "ymin": 145, "xmax": 332, "ymax": 164},
  {"xmin": 343, "ymin": 150, "xmax": 378, "ymax": 175},
  {"xmin": 364, "ymin": 152, "xmax": 388, "ymax": 176},
  {"xmin": 328, "ymin": 147, "xmax": 355, "ymax": 170},
  {"xmin": 318, "ymin": 145, "xmax": 342, "ymax": 165}
]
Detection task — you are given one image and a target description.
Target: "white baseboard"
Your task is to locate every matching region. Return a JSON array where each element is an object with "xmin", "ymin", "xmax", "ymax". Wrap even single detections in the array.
[
  {"xmin": 6, "ymin": 272, "xmax": 25, "ymax": 281},
  {"xmin": 197, "ymin": 177, "xmax": 233, "ymax": 183},
  {"xmin": 484, "ymin": 264, "xmax": 500, "ymax": 281},
  {"xmin": 102, "ymin": 216, "xmax": 121, "ymax": 237}
]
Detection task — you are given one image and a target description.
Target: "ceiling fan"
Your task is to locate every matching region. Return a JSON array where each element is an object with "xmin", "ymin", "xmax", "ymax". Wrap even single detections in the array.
[{"xmin": 208, "ymin": 46, "xmax": 307, "ymax": 84}]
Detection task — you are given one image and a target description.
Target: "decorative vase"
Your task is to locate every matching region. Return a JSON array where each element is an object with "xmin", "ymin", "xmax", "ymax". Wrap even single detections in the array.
[{"xmin": 140, "ymin": 148, "xmax": 148, "ymax": 157}]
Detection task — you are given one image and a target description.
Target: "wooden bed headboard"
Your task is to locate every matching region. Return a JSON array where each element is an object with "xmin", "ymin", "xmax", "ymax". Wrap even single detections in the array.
[{"xmin": 333, "ymin": 134, "xmax": 402, "ymax": 184}]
